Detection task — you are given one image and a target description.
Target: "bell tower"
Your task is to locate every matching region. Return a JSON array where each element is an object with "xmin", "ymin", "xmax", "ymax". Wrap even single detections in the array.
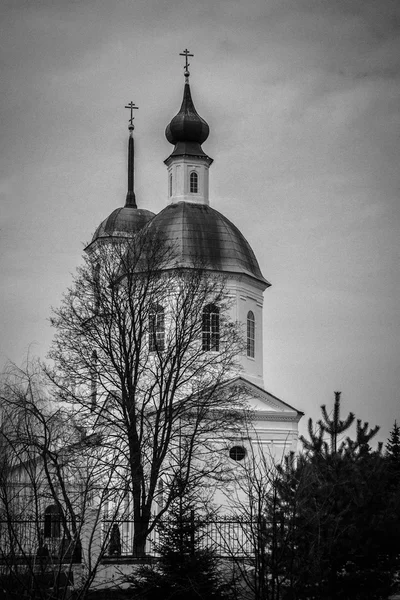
[{"xmin": 164, "ymin": 49, "xmax": 213, "ymax": 206}]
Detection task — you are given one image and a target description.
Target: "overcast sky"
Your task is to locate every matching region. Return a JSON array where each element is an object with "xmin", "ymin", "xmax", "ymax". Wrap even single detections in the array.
[{"xmin": 1, "ymin": 0, "xmax": 399, "ymax": 444}]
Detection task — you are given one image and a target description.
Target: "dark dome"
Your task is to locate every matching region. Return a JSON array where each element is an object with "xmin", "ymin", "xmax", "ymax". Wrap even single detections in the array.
[
  {"xmin": 91, "ymin": 206, "xmax": 155, "ymax": 243},
  {"xmin": 166, "ymin": 83, "xmax": 209, "ymax": 146},
  {"xmin": 146, "ymin": 202, "xmax": 269, "ymax": 286}
]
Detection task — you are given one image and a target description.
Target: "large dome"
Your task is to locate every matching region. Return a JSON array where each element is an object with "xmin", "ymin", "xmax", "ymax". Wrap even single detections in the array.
[
  {"xmin": 91, "ymin": 206, "xmax": 155, "ymax": 243},
  {"xmin": 146, "ymin": 202, "xmax": 269, "ymax": 286}
]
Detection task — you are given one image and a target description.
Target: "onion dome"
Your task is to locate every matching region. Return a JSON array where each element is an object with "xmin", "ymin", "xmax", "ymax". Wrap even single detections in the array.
[
  {"xmin": 146, "ymin": 202, "xmax": 269, "ymax": 287},
  {"xmin": 165, "ymin": 83, "xmax": 211, "ymax": 159}
]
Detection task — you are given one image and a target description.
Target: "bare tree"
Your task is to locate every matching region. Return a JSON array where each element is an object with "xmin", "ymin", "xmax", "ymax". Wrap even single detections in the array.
[
  {"xmin": 46, "ymin": 231, "xmax": 245, "ymax": 556},
  {"xmin": 0, "ymin": 361, "xmax": 127, "ymax": 598}
]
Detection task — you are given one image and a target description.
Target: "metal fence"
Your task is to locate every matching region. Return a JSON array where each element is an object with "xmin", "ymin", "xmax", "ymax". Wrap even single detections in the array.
[
  {"xmin": 0, "ymin": 519, "xmax": 80, "ymax": 563},
  {"xmin": 102, "ymin": 514, "xmax": 257, "ymax": 558},
  {"xmin": 0, "ymin": 515, "xmax": 258, "ymax": 561}
]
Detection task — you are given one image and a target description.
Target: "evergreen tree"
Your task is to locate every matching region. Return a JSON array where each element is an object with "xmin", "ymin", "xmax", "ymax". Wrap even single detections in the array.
[
  {"xmin": 279, "ymin": 392, "xmax": 400, "ymax": 600},
  {"xmin": 300, "ymin": 390, "xmax": 357, "ymax": 454},
  {"xmin": 127, "ymin": 500, "xmax": 232, "ymax": 600},
  {"xmin": 385, "ymin": 420, "xmax": 400, "ymax": 489},
  {"xmin": 386, "ymin": 420, "xmax": 400, "ymax": 461},
  {"xmin": 320, "ymin": 390, "xmax": 355, "ymax": 453}
]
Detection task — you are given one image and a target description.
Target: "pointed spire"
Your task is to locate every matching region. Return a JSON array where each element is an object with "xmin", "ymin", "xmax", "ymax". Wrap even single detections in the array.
[{"xmin": 124, "ymin": 101, "xmax": 139, "ymax": 208}]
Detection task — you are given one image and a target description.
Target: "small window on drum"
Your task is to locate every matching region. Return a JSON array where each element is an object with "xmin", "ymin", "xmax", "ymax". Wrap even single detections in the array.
[
  {"xmin": 202, "ymin": 304, "xmax": 220, "ymax": 351},
  {"xmin": 149, "ymin": 305, "xmax": 165, "ymax": 352},
  {"xmin": 190, "ymin": 171, "xmax": 198, "ymax": 193},
  {"xmin": 229, "ymin": 446, "xmax": 246, "ymax": 461},
  {"xmin": 169, "ymin": 173, "xmax": 173, "ymax": 197},
  {"xmin": 247, "ymin": 311, "xmax": 255, "ymax": 358}
]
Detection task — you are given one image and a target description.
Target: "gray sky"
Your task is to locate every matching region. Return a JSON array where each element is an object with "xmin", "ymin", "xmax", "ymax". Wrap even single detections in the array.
[{"xmin": 1, "ymin": 0, "xmax": 399, "ymax": 444}]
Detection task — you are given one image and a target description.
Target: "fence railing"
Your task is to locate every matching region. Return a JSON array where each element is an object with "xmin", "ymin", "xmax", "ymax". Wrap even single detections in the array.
[
  {"xmin": 0, "ymin": 519, "xmax": 81, "ymax": 563},
  {"xmin": 102, "ymin": 515, "xmax": 257, "ymax": 558},
  {"xmin": 1, "ymin": 515, "xmax": 260, "ymax": 561}
]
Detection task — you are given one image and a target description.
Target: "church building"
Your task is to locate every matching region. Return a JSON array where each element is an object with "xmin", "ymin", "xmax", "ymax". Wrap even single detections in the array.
[
  {"xmin": 0, "ymin": 55, "xmax": 304, "ymax": 595},
  {"xmin": 85, "ymin": 51, "xmax": 302, "ymax": 476}
]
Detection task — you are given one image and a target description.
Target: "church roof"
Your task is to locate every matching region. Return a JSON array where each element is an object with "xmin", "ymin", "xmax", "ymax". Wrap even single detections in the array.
[
  {"xmin": 224, "ymin": 376, "xmax": 304, "ymax": 420},
  {"xmin": 90, "ymin": 206, "xmax": 155, "ymax": 243},
  {"xmin": 146, "ymin": 201, "xmax": 269, "ymax": 286}
]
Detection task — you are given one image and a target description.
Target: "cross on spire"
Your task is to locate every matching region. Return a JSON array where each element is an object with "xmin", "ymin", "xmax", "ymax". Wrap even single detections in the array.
[
  {"xmin": 179, "ymin": 49, "xmax": 193, "ymax": 81},
  {"xmin": 124, "ymin": 101, "xmax": 138, "ymax": 128}
]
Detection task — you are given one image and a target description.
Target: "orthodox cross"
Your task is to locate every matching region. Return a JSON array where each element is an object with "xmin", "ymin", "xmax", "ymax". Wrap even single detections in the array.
[
  {"xmin": 180, "ymin": 49, "xmax": 193, "ymax": 81},
  {"xmin": 124, "ymin": 101, "xmax": 138, "ymax": 126},
  {"xmin": 180, "ymin": 49, "xmax": 193, "ymax": 71}
]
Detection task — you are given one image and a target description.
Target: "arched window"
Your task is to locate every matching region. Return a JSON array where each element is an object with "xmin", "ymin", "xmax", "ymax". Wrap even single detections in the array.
[
  {"xmin": 189, "ymin": 171, "xmax": 198, "ymax": 193},
  {"xmin": 247, "ymin": 311, "xmax": 255, "ymax": 358},
  {"xmin": 169, "ymin": 173, "xmax": 173, "ymax": 197},
  {"xmin": 44, "ymin": 504, "xmax": 61, "ymax": 539},
  {"xmin": 149, "ymin": 305, "xmax": 165, "ymax": 352},
  {"xmin": 202, "ymin": 304, "xmax": 220, "ymax": 351}
]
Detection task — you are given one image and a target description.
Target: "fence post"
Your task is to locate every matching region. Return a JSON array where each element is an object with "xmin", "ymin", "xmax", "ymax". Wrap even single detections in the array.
[{"xmin": 81, "ymin": 508, "xmax": 102, "ymax": 578}]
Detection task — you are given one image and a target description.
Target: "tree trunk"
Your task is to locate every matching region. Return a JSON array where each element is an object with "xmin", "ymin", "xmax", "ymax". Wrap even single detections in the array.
[{"xmin": 132, "ymin": 519, "xmax": 149, "ymax": 557}]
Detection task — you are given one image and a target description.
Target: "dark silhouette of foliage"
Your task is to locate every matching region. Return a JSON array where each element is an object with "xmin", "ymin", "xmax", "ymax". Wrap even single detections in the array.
[
  {"xmin": 345, "ymin": 419, "xmax": 381, "ymax": 457},
  {"xmin": 278, "ymin": 392, "xmax": 400, "ymax": 600},
  {"xmin": 299, "ymin": 417, "xmax": 327, "ymax": 455},
  {"xmin": 385, "ymin": 420, "xmax": 400, "ymax": 490},
  {"xmin": 126, "ymin": 501, "xmax": 232, "ymax": 600},
  {"xmin": 386, "ymin": 421, "xmax": 400, "ymax": 461},
  {"xmin": 320, "ymin": 390, "xmax": 355, "ymax": 452}
]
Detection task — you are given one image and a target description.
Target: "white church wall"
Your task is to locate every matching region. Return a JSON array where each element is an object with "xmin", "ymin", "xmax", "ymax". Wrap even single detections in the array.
[
  {"xmin": 226, "ymin": 275, "xmax": 265, "ymax": 387},
  {"xmin": 211, "ymin": 415, "xmax": 298, "ymax": 510},
  {"xmin": 165, "ymin": 155, "xmax": 211, "ymax": 206}
]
